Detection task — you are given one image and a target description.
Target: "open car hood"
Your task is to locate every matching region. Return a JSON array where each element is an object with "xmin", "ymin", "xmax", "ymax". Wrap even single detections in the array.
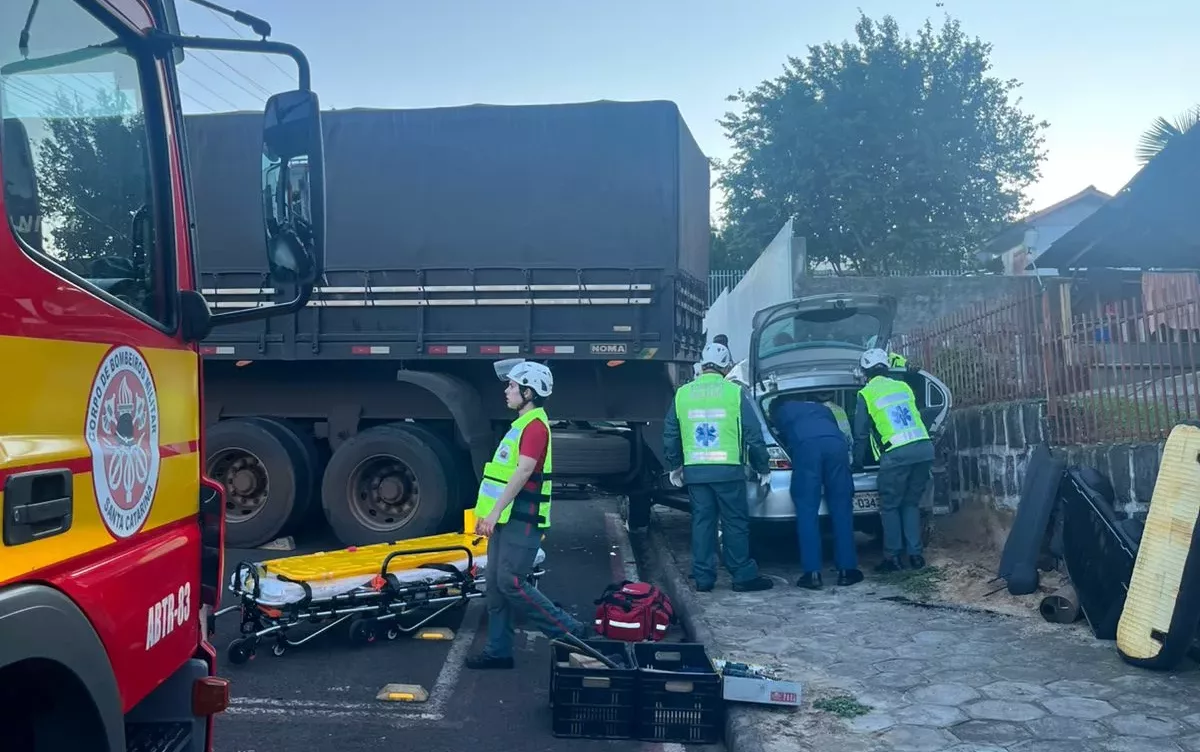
[{"xmin": 749, "ymin": 293, "xmax": 897, "ymax": 385}]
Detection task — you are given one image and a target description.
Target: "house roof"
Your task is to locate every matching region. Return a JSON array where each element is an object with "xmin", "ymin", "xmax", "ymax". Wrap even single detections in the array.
[
  {"xmin": 1035, "ymin": 126, "xmax": 1200, "ymax": 270},
  {"xmin": 979, "ymin": 185, "xmax": 1112, "ymax": 257}
]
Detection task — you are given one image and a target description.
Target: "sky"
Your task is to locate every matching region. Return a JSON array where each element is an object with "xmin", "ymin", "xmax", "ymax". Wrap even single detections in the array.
[{"xmin": 173, "ymin": 0, "xmax": 1199, "ymax": 220}]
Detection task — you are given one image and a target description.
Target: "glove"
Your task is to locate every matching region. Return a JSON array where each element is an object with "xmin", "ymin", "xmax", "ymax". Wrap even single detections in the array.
[
  {"xmin": 758, "ymin": 472, "xmax": 771, "ymax": 488},
  {"xmin": 906, "ymin": 362, "xmax": 921, "ymax": 373},
  {"xmin": 669, "ymin": 468, "xmax": 684, "ymax": 488}
]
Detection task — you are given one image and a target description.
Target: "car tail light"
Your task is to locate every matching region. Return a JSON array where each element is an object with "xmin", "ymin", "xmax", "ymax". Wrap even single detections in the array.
[
  {"xmin": 767, "ymin": 446, "xmax": 791, "ymax": 471},
  {"xmin": 199, "ymin": 476, "xmax": 225, "ymax": 608}
]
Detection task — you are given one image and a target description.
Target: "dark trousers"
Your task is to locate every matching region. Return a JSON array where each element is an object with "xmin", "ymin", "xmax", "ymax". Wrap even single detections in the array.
[
  {"xmin": 790, "ymin": 435, "xmax": 858, "ymax": 573},
  {"xmin": 876, "ymin": 456, "xmax": 933, "ymax": 557},
  {"xmin": 689, "ymin": 479, "xmax": 759, "ymax": 588},
  {"xmin": 483, "ymin": 522, "xmax": 582, "ymax": 658}
]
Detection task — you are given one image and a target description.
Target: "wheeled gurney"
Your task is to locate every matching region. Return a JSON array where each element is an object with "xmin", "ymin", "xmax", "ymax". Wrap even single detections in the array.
[{"xmin": 217, "ymin": 511, "xmax": 546, "ymax": 664}]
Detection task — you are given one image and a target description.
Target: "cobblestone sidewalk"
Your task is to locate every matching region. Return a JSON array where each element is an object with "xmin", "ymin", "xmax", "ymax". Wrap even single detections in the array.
[{"xmin": 648, "ymin": 508, "xmax": 1200, "ymax": 752}]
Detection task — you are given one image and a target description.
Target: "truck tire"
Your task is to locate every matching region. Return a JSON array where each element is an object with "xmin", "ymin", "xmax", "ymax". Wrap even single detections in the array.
[
  {"xmin": 321, "ymin": 424, "xmax": 450, "ymax": 546},
  {"xmin": 552, "ymin": 430, "xmax": 631, "ymax": 477},
  {"xmin": 206, "ymin": 418, "xmax": 298, "ymax": 548},
  {"xmin": 390, "ymin": 422, "xmax": 473, "ymax": 529},
  {"xmin": 246, "ymin": 417, "xmax": 321, "ymax": 533}
]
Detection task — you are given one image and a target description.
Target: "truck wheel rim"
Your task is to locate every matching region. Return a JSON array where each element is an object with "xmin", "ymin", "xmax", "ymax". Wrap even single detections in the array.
[
  {"xmin": 209, "ymin": 447, "xmax": 270, "ymax": 524},
  {"xmin": 347, "ymin": 455, "xmax": 420, "ymax": 532}
]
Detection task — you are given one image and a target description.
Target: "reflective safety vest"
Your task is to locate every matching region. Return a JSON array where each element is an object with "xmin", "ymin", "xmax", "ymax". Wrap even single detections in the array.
[
  {"xmin": 823, "ymin": 401, "xmax": 852, "ymax": 439},
  {"xmin": 859, "ymin": 376, "xmax": 928, "ymax": 459},
  {"xmin": 674, "ymin": 372, "xmax": 743, "ymax": 466},
  {"xmin": 889, "ymin": 352, "xmax": 907, "ymax": 368},
  {"xmin": 474, "ymin": 407, "xmax": 553, "ymax": 527}
]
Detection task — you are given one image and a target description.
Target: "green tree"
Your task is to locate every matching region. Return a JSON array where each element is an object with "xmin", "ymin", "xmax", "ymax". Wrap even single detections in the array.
[
  {"xmin": 34, "ymin": 86, "xmax": 145, "ymax": 270},
  {"xmin": 710, "ymin": 226, "xmax": 750, "ymax": 270},
  {"xmin": 714, "ymin": 13, "xmax": 1047, "ymax": 275},
  {"xmin": 1135, "ymin": 106, "xmax": 1199, "ymax": 165}
]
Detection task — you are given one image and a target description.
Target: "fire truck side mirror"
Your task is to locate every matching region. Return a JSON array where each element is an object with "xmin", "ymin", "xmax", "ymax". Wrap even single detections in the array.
[{"xmin": 261, "ymin": 89, "xmax": 324, "ymax": 290}]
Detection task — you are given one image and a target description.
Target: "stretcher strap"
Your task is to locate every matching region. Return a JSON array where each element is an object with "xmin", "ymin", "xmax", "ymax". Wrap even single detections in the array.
[
  {"xmin": 384, "ymin": 562, "xmax": 469, "ymax": 593},
  {"xmin": 276, "ymin": 573, "xmax": 313, "ymax": 608}
]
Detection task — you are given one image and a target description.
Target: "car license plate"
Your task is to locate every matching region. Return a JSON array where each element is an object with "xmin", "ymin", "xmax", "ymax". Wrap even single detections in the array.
[{"xmin": 853, "ymin": 492, "xmax": 880, "ymax": 512}]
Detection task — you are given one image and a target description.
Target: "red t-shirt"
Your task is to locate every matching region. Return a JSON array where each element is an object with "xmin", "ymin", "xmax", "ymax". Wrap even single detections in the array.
[{"xmin": 517, "ymin": 418, "xmax": 549, "ymax": 493}]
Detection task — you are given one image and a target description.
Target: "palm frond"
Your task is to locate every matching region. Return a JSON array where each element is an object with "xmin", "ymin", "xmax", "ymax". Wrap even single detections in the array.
[{"xmin": 1135, "ymin": 106, "xmax": 1200, "ymax": 165}]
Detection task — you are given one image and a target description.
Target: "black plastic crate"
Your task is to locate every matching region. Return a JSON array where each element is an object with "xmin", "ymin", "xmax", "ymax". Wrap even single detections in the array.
[
  {"xmin": 549, "ymin": 640, "xmax": 638, "ymax": 740},
  {"xmin": 633, "ymin": 642, "xmax": 723, "ymax": 744}
]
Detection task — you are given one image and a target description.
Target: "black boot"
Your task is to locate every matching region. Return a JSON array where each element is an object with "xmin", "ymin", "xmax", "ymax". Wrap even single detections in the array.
[
  {"xmin": 837, "ymin": 569, "xmax": 864, "ymax": 586},
  {"xmin": 732, "ymin": 576, "xmax": 774, "ymax": 592},
  {"xmin": 795, "ymin": 572, "xmax": 823, "ymax": 590},
  {"xmin": 874, "ymin": 556, "xmax": 904, "ymax": 574},
  {"xmin": 464, "ymin": 653, "xmax": 514, "ymax": 670},
  {"xmin": 909, "ymin": 555, "xmax": 927, "ymax": 571}
]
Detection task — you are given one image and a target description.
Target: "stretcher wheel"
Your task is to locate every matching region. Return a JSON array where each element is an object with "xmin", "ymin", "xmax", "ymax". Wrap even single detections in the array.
[
  {"xmin": 385, "ymin": 625, "xmax": 400, "ymax": 641},
  {"xmin": 227, "ymin": 637, "xmax": 256, "ymax": 665},
  {"xmin": 349, "ymin": 618, "xmax": 377, "ymax": 645},
  {"xmin": 271, "ymin": 641, "xmax": 287, "ymax": 657}
]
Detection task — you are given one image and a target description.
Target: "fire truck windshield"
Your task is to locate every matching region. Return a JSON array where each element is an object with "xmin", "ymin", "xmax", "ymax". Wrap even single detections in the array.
[{"xmin": 1, "ymin": 0, "xmax": 162, "ymax": 322}]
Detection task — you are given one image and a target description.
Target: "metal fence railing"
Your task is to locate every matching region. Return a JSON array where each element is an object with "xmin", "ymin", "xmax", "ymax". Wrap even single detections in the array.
[
  {"xmin": 1042, "ymin": 296, "xmax": 1200, "ymax": 444},
  {"xmin": 895, "ymin": 286, "xmax": 1200, "ymax": 445},
  {"xmin": 895, "ymin": 291, "xmax": 1047, "ymax": 408},
  {"xmin": 708, "ymin": 270, "xmax": 745, "ymax": 304}
]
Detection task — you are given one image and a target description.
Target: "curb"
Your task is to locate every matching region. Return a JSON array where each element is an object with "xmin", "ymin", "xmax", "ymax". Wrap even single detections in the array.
[{"xmin": 630, "ymin": 513, "xmax": 769, "ymax": 752}]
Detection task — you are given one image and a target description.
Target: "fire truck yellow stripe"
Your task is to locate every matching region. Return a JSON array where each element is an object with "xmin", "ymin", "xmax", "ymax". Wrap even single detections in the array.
[{"xmin": 0, "ymin": 336, "xmax": 200, "ymax": 583}]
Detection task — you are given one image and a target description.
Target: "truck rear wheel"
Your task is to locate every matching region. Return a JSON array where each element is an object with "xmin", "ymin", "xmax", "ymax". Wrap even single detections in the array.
[
  {"xmin": 389, "ymin": 422, "xmax": 473, "ymax": 529},
  {"xmin": 248, "ymin": 417, "xmax": 325, "ymax": 533},
  {"xmin": 246, "ymin": 417, "xmax": 321, "ymax": 533},
  {"xmin": 321, "ymin": 424, "xmax": 450, "ymax": 546},
  {"xmin": 206, "ymin": 418, "xmax": 299, "ymax": 548}
]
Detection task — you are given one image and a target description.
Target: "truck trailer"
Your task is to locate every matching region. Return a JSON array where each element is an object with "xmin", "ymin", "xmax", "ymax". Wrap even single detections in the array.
[{"xmin": 187, "ymin": 101, "xmax": 710, "ymax": 547}]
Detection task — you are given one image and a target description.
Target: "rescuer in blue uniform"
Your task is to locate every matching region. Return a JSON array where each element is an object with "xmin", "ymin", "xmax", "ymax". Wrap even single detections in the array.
[{"xmin": 770, "ymin": 395, "xmax": 862, "ymax": 589}]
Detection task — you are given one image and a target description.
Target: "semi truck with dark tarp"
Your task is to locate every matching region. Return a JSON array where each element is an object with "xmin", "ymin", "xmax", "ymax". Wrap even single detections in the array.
[{"xmin": 186, "ymin": 100, "xmax": 709, "ymax": 547}]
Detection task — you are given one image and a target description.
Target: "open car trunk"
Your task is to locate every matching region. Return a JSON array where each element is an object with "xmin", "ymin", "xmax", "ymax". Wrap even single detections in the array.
[
  {"xmin": 753, "ymin": 374, "xmax": 952, "ymax": 468},
  {"xmin": 738, "ymin": 292, "xmax": 953, "ymax": 464}
]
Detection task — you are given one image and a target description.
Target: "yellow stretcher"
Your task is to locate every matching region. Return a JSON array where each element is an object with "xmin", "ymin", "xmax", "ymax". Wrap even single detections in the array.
[
  {"xmin": 218, "ymin": 511, "xmax": 547, "ymax": 665},
  {"xmin": 263, "ymin": 515, "xmax": 490, "ymax": 583}
]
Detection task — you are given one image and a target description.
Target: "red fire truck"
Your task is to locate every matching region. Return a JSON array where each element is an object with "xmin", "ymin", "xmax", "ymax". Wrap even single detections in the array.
[{"xmin": 0, "ymin": 0, "xmax": 324, "ymax": 749}]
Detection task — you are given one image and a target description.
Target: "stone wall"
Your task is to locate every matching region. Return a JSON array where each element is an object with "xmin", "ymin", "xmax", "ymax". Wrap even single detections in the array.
[
  {"xmin": 940, "ymin": 399, "xmax": 1163, "ymax": 518},
  {"xmin": 795, "ymin": 275, "xmax": 1037, "ymax": 335}
]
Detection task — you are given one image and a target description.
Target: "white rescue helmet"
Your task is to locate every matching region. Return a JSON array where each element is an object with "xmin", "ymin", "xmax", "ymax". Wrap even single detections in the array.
[
  {"xmin": 860, "ymin": 348, "xmax": 890, "ymax": 371},
  {"xmin": 699, "ymin": 342, "xmax": 734, "ymax": 370},
  {"xmin": 494, "ymin": 358, "xmax": 554, "ymax": 397}
]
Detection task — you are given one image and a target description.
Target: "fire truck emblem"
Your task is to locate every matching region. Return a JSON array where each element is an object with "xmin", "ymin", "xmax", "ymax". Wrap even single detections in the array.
[{"xmin": 86, "ymin": 345, "xmax": 161, "ymax": 538}]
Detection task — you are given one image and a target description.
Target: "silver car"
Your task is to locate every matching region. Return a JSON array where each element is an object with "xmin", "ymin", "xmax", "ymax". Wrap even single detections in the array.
[{"xmin": 732, "ymin": 293, "xmax": 953, "ymax": 526}]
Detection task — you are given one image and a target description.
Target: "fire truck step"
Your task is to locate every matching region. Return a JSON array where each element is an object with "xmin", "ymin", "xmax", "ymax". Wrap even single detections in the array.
[{"xmin": 124, "ymin": 722, "xmax": 191, "ymax": 752}]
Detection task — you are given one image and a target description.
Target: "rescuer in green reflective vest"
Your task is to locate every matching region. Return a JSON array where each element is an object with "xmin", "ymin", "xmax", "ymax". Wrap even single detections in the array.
[
  {"xmin": 465, "ymin": 359, "xmax": 589, "ymax": 671},
  {"xmin": 664, "ymin": 343, "xmax": 774, "ymax": 593},
  {"xmin": 852, "ymin": 348, "xmax": 935, "ymax": 573}
]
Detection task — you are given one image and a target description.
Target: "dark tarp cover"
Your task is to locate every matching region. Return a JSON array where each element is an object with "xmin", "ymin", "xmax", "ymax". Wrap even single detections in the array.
[{"xmin": 183, "ymin": 100, "xmax": 710, "ymax": 280}]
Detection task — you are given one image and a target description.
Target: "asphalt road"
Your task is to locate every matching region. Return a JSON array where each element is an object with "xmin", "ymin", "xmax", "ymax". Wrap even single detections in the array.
[{"xmin": 211, "ymin": 495, "xmax": 719, "ymax": 752}]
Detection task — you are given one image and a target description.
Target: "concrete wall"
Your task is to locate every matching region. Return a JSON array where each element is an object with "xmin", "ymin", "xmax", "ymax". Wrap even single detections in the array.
[
  {"xmin": 795, "ymin": 275, "xmax": 1037, "ymax": 335},
  {"xmin": 941, "ymin": 399, "xmax": 1163, "ymax": 519}
]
